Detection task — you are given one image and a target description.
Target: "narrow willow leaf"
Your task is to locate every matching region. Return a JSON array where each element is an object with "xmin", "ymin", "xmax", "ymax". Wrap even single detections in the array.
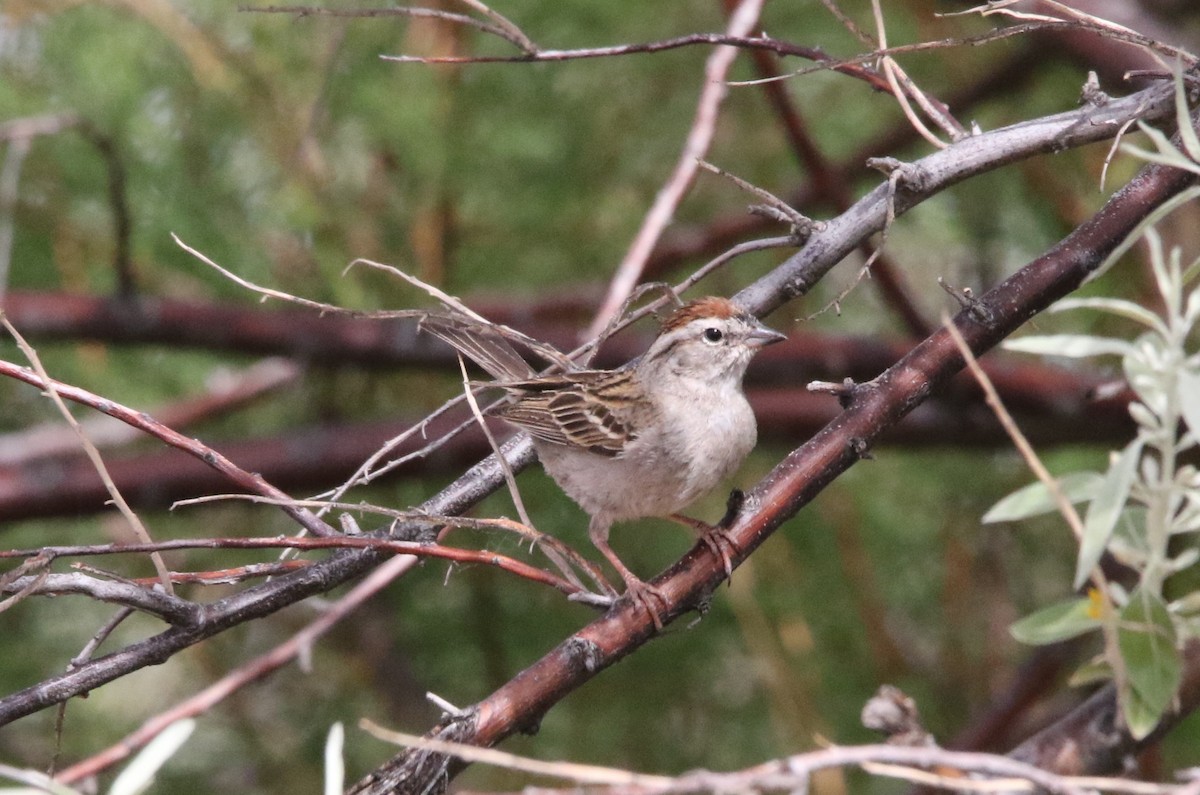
[
  {"xmin": 109, "ymin": 719, "xmax": 196, "ymax": 795},
  {"xmin": 1067, "ymin": 655, "xmax": 1112, "ymax": 688},
  {"xmin": 1173, "ymin": 591, "xmax": 1200, "ymax": 616},
  {"xmin": 1075, "ymin": 440, "xmax": 1143, "ymax": 590},
  {"xmin": 1121, "ymin": 681, "xmax": 1162, "ymax": 742},
  {"xmin": 1117, "ymin": 590, "xmax": 1181, "ymax": 740},
  {"xmin": 1146, "ymin": 229, "xmax": 1178, "ymax": 317},
  {"xmin": 1049, "ymin": 297, "xmax": 1167, "ymax": 336},
  {"xmin": 1127, "ymin": 401, "xmax": 1161, "ymax": 431},
  {"xmin": 1128, "ymin": 122, "xmax": 1200, "ymax": 175},
  {"xmin": 1091, "ymin": 186, "xmax": 1200, "ymax": 281},
  {"xmin": 1121, "ymin": 142, "xmax": 1200, "ymax": 176},
  {"xmin": 1124, "ymin": 338, "xmax": 1169, "ymax": 418},
  {"xmin": 1179, "ymin": 370, "xmax": 1200, "ymax": 443},
  {"xmin": 1175, "ymin": 63, "xmax": 1200, "ymax": 163},
  {"xmin": 1010, "ymin": 598, "xmax": 1101, "ymax": 645},
  {"xmin": 324, "ymin": 723, "xmax": 345, "ymax": 795},
  {"xmin": 1003, "ymin": 335, "xmax": 1134, "ymax": 358},
  {"xmin": 0, "ymin": 767, "xmax": 80, "ymax": 795},
  {"xmin": 1184, "ymin": 257, "xmax": 1200, "ymax": 291},
  {"xmin": 1168, "ymin": 549, "xmax": 1199, "ymax": 573},
  {"xmin": 982, "ymin": 472, "xmax": 1102, "ymax": 523}
]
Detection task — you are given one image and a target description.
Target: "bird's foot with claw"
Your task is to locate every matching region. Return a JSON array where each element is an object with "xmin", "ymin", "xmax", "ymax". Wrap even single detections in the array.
[
  {"xmin": 699, "ymin": 527, "xmax": 739, "ymax": 580},
  {"xmin": 621, "ymin": 578, "xmax": 669, "ymax": 631}
]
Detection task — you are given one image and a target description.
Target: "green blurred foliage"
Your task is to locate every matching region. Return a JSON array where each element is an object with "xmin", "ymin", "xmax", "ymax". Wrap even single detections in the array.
[{"xmin": 2, "ymin": 1, "xmax": 1200, "ymax": 793}]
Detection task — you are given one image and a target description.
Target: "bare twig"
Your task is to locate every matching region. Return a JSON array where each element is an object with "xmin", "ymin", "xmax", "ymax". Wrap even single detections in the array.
[
  {"xmin": 729, "ymin": 20, "xmax": 1197, "ymax": 88},
  {"xmin": 0, "ymin": 357, "xmax": 298, "ymax": 465},
  {"xmin": 451, "ymin": 0, "xmax": 535, "ymax": 54},
  {"xmin": 0, "ymin": 531, "xmax": 585, "ymax": 597},
  {"xmin": 1, "ymin": 573, "xmax": 200, "ymax": 625},
  {"xmin": 941, "ymin": 315, "xmax": 1125, "ymax": 724},
  {"xmin": 870, "ymin": 0, "xmax": 960, "ymax": 148},
  {"xmin": 950, "ymin": 0, "xmax": 1175, "ymax": 72},
  {"xmin": 382, "ymin": 32, "xmax": 886, "ymax": 89},
  {"xmin": 696, "ymin": 158, "xmax": 817, "ymax": 234},
  {"xmin": 239, "ymin": 4, "xmax": 532, "ymax": 53},
  {"xmin": 0, "ymin": 352, "xmax": 336, "ymax": 538},
  {"xmin": 452, "ymin": 354, "xmax": 593, "ymax": 592}
]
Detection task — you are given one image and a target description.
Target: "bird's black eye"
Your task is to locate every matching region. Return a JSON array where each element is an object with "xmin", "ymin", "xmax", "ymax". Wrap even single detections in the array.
[{"xmin": 703, "ymin": 327, "xmax": 723, "ymax": 343}]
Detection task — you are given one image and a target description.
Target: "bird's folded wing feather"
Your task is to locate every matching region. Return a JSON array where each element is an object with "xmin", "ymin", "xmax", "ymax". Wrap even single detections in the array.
[{"xmin": 500, "ymin": 370, "xmax": 643, "ymax": 457}]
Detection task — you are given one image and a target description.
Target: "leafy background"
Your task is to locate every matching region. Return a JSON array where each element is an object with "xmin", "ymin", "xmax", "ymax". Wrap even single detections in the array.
[{"xmin": 1, "ymin": 1, "xmax": 1199, "ymax": 792}]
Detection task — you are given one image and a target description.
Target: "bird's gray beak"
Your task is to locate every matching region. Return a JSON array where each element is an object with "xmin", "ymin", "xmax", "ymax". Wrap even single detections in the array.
[{"xmin": 746, "ymin": 323, "xmax": 787, "ymax": 348}]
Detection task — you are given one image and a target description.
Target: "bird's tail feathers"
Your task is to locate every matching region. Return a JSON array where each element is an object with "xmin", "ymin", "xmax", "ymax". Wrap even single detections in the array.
[{"xmin": 419, "ymin": 315, "xmax": 538, "ymax": 381}]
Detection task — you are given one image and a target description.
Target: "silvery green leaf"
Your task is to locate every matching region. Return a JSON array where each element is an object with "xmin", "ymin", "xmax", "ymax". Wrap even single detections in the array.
[
  {"xmin": 1121, "ymin": 142, "xmax": 1200, "ymax": 175},
  {"xmin": 108, "ymin": 719, "xmax": 195, "ymax": 795},
  {"xmin": 1125, "ymin": 122, "xmax": 1200, "ymax": 175},
  {"xmin": 1003, "ymin": 335, "xmax": 1134, "ymax": 358},
  {"xmin": 1049, "ymin": 297, "xmax": 1167, "ymax": 335},
  {"xmin": 1184, "ymin": 258, "xmax": 1200, "ymax": 292},
  {"xmin": 1109, "ymin": 507, "xmax": 1148, "ymax": 567},
  {"xmin": 1140, "ymin": 455, "xmax": 1159, "ymax": 485},
  {"xmin": 1127, "ymin": 401, "xmax": 1160, "ymax": 431},
  {"xmin": 1124, "ymin": 340, "xmax": 1168, "ymax": 418},
  {"xmin": 1174, "ymin": 65, "xmax": 1200, "ymax": 163},
  {"xmin": 1179, "ymin": 370, "xmax": 1200, "ymax": 443},
  {"xmin": 1146, "ymin": 229, "xmax": 1181, "ymax": 318},
  {"xmin": 1075, "ymin": 440, "xmax": 1143, "ymax": 590},
  {"xmin": 1173, "ymin": 591, "xmax": 1200, "ymax": 615},
  {"xmin": 1168, "ymin": 549, "xmax": 1199, "ymax": 573},
  {"xmin": 982, "ymin": 472, "xmax": 1103, "ymax": 523},
  {"xmin": 324, "ymin": 723, "xmax": 345, "ymax": 795},
  {"xmin": 1090, "ymin": 187, "xmax": 1200, "ymax": 281},
  {"xmin": 0, "ymin": 763, "xmax": 81, "ymax": 795},
  {"xmin": 1108, "ymin": 581, "xmax": 1131, "ymax": 608},
  {"xmin": 1170, "ymin": 502, "xmax": 1200, "ymax": 534},
  {"xmin": 1010, "ymin": 598, "xmax": 1101, "ymax": 645},
  {"xmin": 1118, "ymin": 589, "xmax": 1181, "ymax": 740},
  {"xmin": 1067, "ymin": 655, "xmax": 1112, "ymax": 687}
]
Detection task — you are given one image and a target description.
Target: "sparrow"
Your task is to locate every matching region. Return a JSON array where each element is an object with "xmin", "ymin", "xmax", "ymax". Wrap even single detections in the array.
[{"xmin": 421, "ymin": 296, "xmax": 785, "ymax": 624}]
